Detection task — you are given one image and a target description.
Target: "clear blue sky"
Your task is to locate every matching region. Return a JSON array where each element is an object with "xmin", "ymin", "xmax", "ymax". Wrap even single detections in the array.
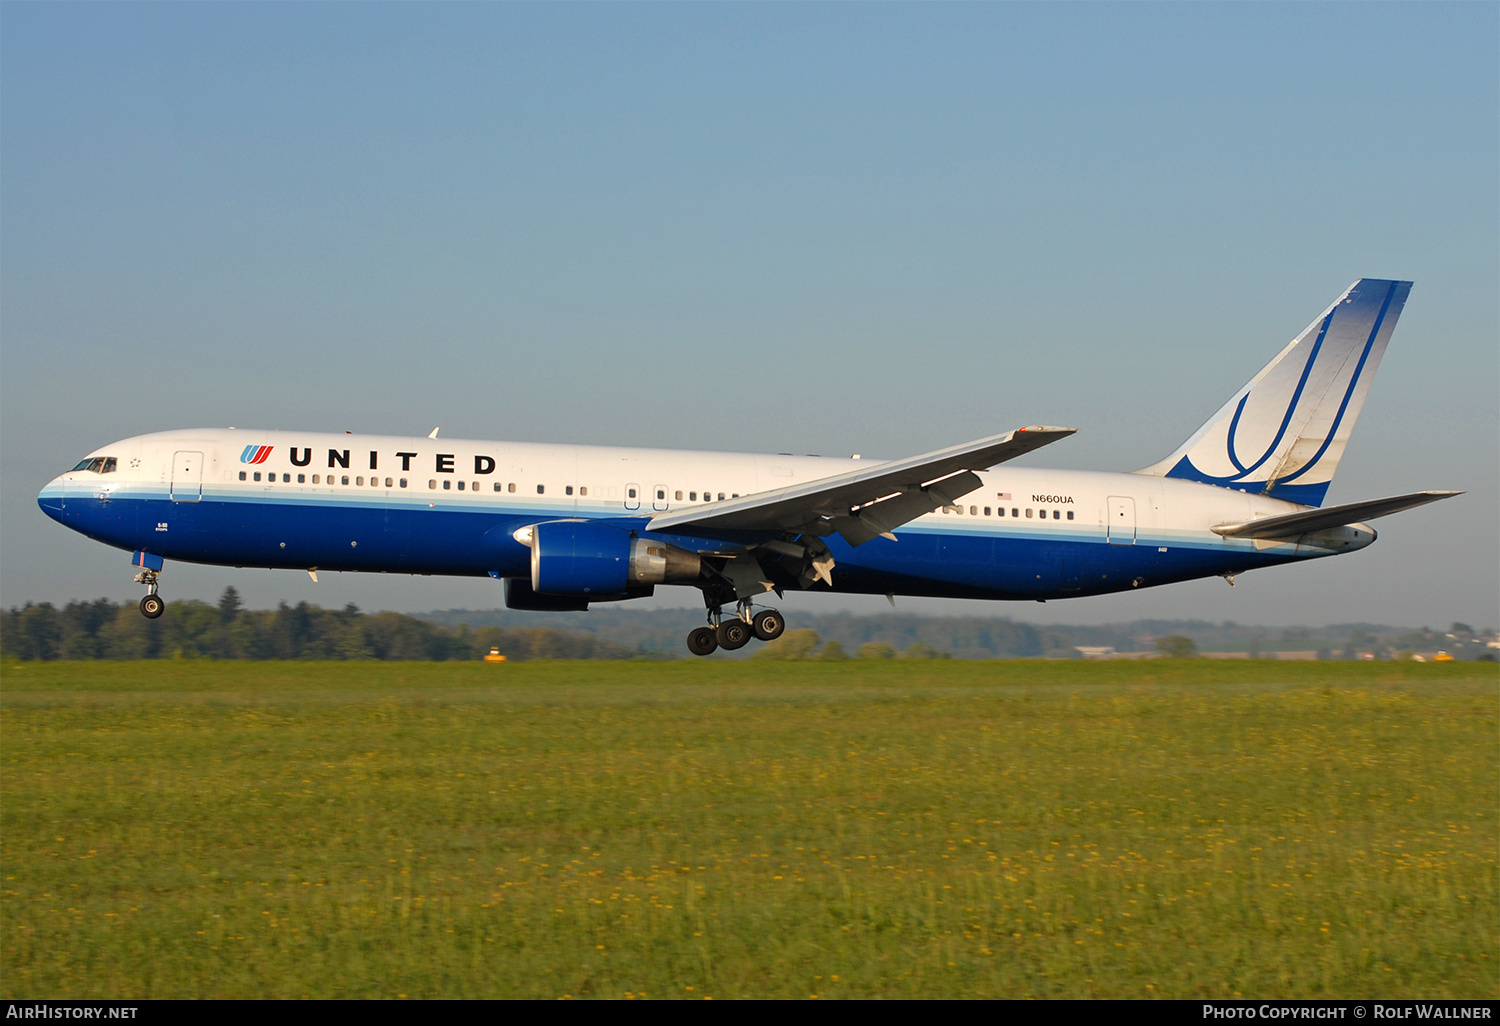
[{"xmin": 3, "ymin": 3, "xmax": 1495, "ymax": 628}]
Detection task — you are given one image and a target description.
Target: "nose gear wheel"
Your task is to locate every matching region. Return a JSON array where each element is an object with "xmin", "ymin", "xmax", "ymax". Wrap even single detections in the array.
[{"xmin": 133, "ymin": 569, "xmax": 164, "ymax": 619}]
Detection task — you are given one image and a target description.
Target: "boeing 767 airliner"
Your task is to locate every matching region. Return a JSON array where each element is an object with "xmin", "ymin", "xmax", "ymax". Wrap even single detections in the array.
[{"xmin": 39, "ymin": 278, "xmax": 1459, "ymax": 655}]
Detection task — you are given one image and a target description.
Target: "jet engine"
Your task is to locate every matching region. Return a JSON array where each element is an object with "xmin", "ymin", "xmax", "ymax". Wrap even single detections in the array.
[{"xmin": 521, "ymin": 520, "xmax": 702, "ymax": 597}]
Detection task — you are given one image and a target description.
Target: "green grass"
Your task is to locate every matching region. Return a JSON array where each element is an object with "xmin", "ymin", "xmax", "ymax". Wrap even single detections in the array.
[{"xmin": 2, "ymin": 659, "xmax": 1495, "ymax": 999}]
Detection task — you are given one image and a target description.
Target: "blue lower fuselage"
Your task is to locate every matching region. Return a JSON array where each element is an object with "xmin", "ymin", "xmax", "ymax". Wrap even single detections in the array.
[{"xmin": 37, "ymin": 486, "xmax": 1324, "ymax": 602}]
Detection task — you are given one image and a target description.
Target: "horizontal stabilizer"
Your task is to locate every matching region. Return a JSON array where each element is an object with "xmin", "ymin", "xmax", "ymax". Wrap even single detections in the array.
[
  {"xmin": 648, "ymin": 426, "xmax": 1075, "ymax": 543},
  {"xmin": 1210, "ymin": 490, "xmax": 1461, "ymax": 540}
]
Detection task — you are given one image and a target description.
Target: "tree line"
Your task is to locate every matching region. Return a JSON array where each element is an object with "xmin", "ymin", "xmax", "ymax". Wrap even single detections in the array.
[{"xmin": 1, "ymin": 588, "xmax": 631, "ymax": 662}]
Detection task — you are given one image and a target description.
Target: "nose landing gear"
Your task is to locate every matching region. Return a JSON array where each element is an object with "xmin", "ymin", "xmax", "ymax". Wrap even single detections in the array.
[
  {"xmin": 134, "ymin": 570, "xmax": 165, "ymax": 618},
  {"xmin": 131, "ymin": 551, "xmax": 166, "ymax": 619}
]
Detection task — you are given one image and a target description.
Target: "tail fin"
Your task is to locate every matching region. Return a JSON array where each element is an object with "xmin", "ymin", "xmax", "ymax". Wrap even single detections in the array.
[{"xmin": 1135, "ymin": 278, "xmax": 1412, "ymax": 506}]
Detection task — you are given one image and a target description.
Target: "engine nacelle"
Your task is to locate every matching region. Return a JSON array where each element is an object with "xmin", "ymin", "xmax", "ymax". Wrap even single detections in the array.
[
  {"xmin": 504, "ymin": 578, "xmax": 589, "ymax": 612},
  {"xmin": 527, "ymin": 520, "xmax": 701, "ymax": 597}
]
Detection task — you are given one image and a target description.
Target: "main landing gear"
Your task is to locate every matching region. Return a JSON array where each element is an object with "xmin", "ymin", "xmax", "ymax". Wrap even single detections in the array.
[
  {"xmin": 134, "ymin": 568, "xmax": 165, "ymax": 619},
  {"xmin": 686, "ymin": 601, "xmax": 786, "ymax": 656}
]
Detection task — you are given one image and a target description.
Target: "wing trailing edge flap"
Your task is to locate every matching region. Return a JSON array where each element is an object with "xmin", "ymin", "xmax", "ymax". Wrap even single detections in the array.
[
  {"xmin": 824, "ymin": 471, "xmax": 982, "ymax": 546},
  {"xmin": 1211, "ymin": 490, "xmax": 1462, "ymax": 540},
  {"xmin": 646, "ymin": 426, "xmax": 1076, "ymax": 546}
]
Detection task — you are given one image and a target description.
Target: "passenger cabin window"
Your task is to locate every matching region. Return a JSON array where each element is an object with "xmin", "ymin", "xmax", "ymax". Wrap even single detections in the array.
[
  {"xmin": 628, "ymin": 488, "xmax": 637, "ymax": 499},
  {"xmin": 341, "ymin": 476, "xmax": 350, "ymax": 486},
  {"xmin": 718, "ymin": 493, "xmax": 726, "ymax": 501},
  {"xmin": 1025, "ymin": 508, "xmax": 1032, "ymax": 518},
  {"xmin": 239, "ymin": 471, "xmax": 247, "ymax": 481},
  {"xmin": 298, "ymin": 474, "xmax": 306, "ymax": 483},
  {"xmin": 456, "ymin": 481, "xmax": 463, "ymax": 490},
  {"xmin": 565, "ymin": 486, "xmax": 573, "ymax": 495},
  {"xmin": 357, "ymin": 476, "xmax": 364, "ymax": 486},
  {"xmin": 689, "ymin": 492, "xmax": 697, "ymax": 501},
  {"xmin": 1053, "ymin": 510, "xmax": 1061, "ymax": 520},
  {"xmin": 656, "ymin": 489, "xmax": 665, "ymax": 500},
  {"xmin": 508, "ymin": 483, "xmax": 516, "ymax": 493},
  {"xmin": 537, "ymin": 484, "xmax": 545, "ymax": 494},
  {"xmin": 1011, "ymin": 508, "xmax": 1019, "ymax": 517},
  {"xmin": 444, "ymin": 480, "xmax": 452, "ymax": 490},
  {"xmin": 429, "ymin": 480, "xmax": 437, "ymax": 489},
  {"xmin": 675, "ymin": 491, "xmax": 683, "ymax": 501},
  {"xmin": 984, "ymin": 507, "xmax": 991, "ymax": 516},
  {"xmin": 471, "ymin": 481, "xmax": 478, "ymax": 492},
  {"xmin": 253, "ymin": 472, "xmax": 262, "ymax": 482},
  {"xmin": 580, "ymin": 487, "xmax": 588, "ymax": 496},
  {"xmin": 400, "ymin": 479, "xmax": 408, "ymax": 488},
  {"xmin": 313, "ymin": 474, "xmax": 321, "ymax": 484}
]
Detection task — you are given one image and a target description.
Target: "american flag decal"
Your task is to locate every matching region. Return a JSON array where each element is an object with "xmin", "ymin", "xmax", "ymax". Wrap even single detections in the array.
[{"xmin": 997, "ymin": 492, "xmax": 1011, "ymax": 500}]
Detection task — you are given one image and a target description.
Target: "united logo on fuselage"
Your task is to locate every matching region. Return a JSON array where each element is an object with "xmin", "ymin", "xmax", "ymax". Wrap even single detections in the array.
[{"xmin": 240, "ymin": 445, "xmax": 273, "ymax": 465}]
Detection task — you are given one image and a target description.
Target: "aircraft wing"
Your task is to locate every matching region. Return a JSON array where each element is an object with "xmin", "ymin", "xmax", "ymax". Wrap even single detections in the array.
[
  {"xmin": 646, "ymin": 426, "xmax": 1076, "ymax": 547},
  {"xmin": 1210, "ymin": 490, "xmax": 1462, "ymax": 540}
]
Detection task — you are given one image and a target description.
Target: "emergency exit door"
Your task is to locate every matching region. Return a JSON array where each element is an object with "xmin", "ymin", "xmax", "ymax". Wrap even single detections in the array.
[
  {"xmin": 171, "ymin": 451, "xmax": 204, "ymax": 502},
  {"xmin": 1106, "ymin": 495, "xmax": 1135, "ymax": 544}
]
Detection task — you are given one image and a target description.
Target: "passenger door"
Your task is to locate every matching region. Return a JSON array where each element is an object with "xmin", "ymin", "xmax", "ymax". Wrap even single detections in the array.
[{"xmin": 171, "ymin": 451, "xmax": 204, "ymax": 502}]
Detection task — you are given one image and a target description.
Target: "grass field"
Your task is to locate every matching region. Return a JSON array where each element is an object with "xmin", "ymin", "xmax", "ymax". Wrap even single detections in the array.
[{"xmin": 2, "ymin": 659, "xmax": 1495, "ymax": 999}]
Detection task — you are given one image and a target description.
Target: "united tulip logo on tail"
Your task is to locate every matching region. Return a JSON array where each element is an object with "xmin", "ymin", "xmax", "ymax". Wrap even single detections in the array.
[{"xmin": 240, "ymin": 445, "xmax": 273, "ymax": 464}]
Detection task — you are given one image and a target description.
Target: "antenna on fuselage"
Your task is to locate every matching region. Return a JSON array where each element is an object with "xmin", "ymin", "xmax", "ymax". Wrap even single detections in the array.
[{"xmin": 429, "ymin": 427, "xmax": 440, "ymax": 438}]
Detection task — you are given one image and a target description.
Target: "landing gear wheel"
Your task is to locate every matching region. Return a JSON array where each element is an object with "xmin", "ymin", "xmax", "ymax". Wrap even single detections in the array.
[
  {"xmin": 751, "ymin": 609, "xmax": 785, "ymax": 642},
  {"xmin": 716, "ymin": 620, "xmax": 751, "ymax": 651},
  {"xmin": 139, "ymin": 594, "xmax": 165, "ymax": 619},
  {"xmin": 687, "ymin": 627, "xmax": 719, "ymax": 656}
]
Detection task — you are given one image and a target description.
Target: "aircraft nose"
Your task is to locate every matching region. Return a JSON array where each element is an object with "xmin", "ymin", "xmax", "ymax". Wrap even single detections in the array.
[{"xmin": 37, "ymin": 475, "xmax": 67, "ymax": 521}]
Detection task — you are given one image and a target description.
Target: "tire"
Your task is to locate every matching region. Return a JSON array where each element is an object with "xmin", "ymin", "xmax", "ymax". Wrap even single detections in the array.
[
  {"xmin": 139, "ymin": 594, "xmax": 165, "ymax": 619},
  {"xmin": 687, "ymin": 626, "xmax": 719, "ymax": 657},
  {"xmin": 751, "ymin": 609, "xmax": 785, "ymax": 642},
  {"xmin": 716, "ymin": 620, "xmax": 751, "ymax": 650}
]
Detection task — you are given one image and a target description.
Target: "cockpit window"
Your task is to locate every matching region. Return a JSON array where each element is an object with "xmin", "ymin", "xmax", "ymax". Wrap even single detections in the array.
[
  {"xmin": 69, "ymin": 457, "xmax": 119, "ymax": 474},
  {"xmin": 71, "ymin": 457, "xmax": 117, "ymax": 473}
]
